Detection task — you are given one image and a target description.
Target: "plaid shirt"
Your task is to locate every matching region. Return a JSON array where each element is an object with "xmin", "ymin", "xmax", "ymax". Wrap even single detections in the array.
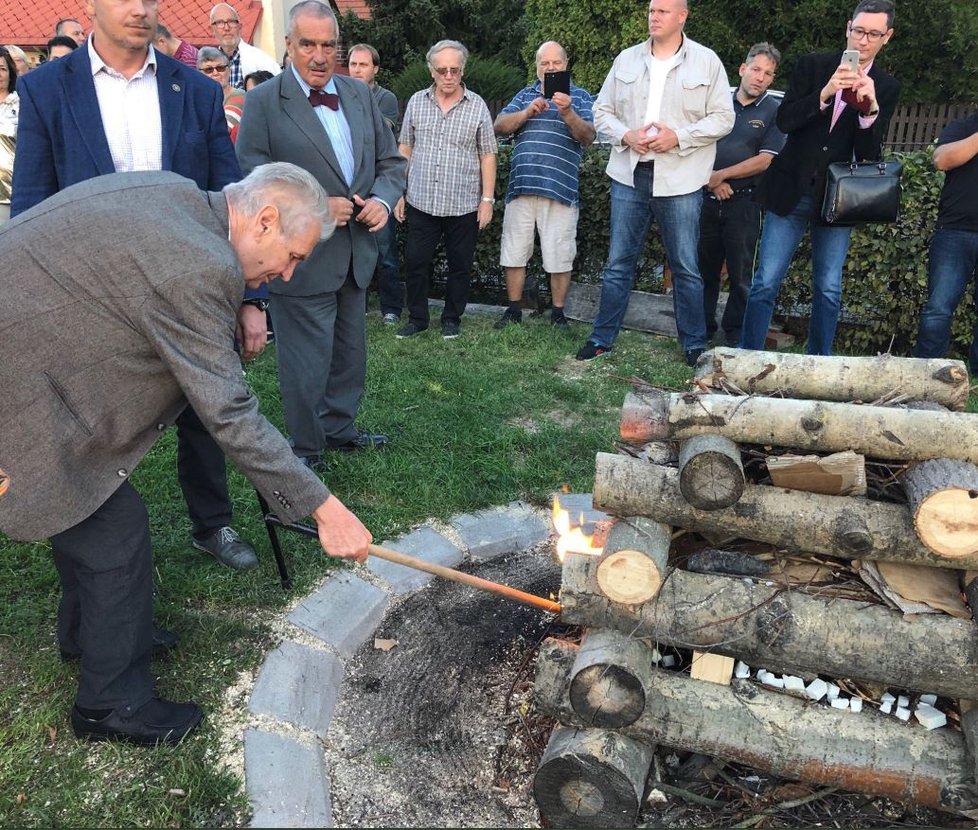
[{"xmin": 399, "ymin": 85, "xmax": 497, "ymax": 216}]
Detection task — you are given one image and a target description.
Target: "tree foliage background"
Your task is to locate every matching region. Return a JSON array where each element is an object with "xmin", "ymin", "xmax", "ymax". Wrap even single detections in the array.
[{"xmin": 343, "ymin": 0, "xmax": 978, "ymax": 103}]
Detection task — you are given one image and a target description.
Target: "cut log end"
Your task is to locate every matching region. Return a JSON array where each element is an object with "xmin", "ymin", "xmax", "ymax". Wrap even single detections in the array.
[
  {"xmin": 678, "ymin": 434, "xmax": 745, "ymax": 510},
  {"xmin": 596, "ymin": 549, "xmax": 663, "ymax": 605},
  {"xmin": 905, "ymin": 460, "xmax": 978, "ymax": 558},
  {"xmin": 570, "ymin": 663, "xmax": 647, "ymax": 728},
  {"xmin": 533, "ymin": 727, "xmax": 654, "ymax": 829}
]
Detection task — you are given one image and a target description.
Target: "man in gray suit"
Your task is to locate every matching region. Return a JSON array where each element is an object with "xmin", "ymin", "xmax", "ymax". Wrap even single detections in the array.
[
  {"xmin": 236, "ymin": 1, "xmax": 406, "ymax": 472},
  {"xmin": 0, "ymin": 164, "xmax": 372, "ymax": 746}
]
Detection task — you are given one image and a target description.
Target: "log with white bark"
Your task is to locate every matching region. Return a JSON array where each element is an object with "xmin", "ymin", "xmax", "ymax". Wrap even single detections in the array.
[
  {"xmin": 592, "ymin": 517, "xmax": 671, "ymax": 605},
  {"xmin": 533, "ymin": 725, "xmax": 655, "ymax": 828},
  {"xmin": 569, "ymin": 628, "xmax": 655, "ymax": 728},
  {"xmin": 558, "ymin": 553, "xmax": 978, "ymax": 699},
  {"xmin": 535, "ymin": 639, "xmax": 978, "ymax": 817},
  {"xmin": 903, "ymin": 459, "xmax": 978, "ymax": 559},
  {"xmin": 619, "ymin": 390, "xmax": 978, "ymax": 464},
  {"xmin": 592, "ymin": 453, "xmax": 978, "ymax": 570},
  {"xmin": 677, "ymin": 434, "xmax": 745, "ymax": 509},
  {"xmin": 694, "ymin": 349, "xmax": 969, "ymax": 411}
]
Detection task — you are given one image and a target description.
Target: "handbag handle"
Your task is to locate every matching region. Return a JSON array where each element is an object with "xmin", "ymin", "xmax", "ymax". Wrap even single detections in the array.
[{"xmin": 849, "ymin": 161, "xmax": 889, "ymax": 174}]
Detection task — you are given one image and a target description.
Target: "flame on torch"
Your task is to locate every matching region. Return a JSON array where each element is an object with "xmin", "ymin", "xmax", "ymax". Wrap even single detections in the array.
[{"xmin": 552, "ymin": 495, "xmax": 604, "ymax": 562}]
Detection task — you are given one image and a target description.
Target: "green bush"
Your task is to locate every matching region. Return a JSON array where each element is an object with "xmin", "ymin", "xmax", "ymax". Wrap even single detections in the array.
[
  {"xmin": 390, "ymin": 55, "xmax": 525, "ymax": 102},
  {"xmin": 773, "ymin": 148, "xmax": 971, "ymax": 359}
]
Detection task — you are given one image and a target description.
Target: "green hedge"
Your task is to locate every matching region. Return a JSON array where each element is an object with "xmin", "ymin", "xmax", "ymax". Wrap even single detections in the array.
[{"xmin": 438, "ymin": 145, "xmax": 968, "ymax": 361}]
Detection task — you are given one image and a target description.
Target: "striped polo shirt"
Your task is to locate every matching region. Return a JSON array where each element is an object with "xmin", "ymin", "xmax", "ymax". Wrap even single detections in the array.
[{"xmin": 502, "ymin": 80, "xmax": 595, "ymax": 207}]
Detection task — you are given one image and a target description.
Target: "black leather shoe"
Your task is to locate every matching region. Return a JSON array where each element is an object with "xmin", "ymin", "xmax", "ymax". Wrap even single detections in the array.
[
  {"xmin": 327, "ymin": 431, "xmax": 389, "ymax": 452},
  {"xmin": 685, "ymin": 348, "xmax": 705, "ymax": 367},
  {"xmin": 299, "ymin": 455, "xmax": 329, "ymax": 476},
  {"xmin": 193, "ymin": 526, "xmax": 259, "ymax": 570},
  {"xmin": 71, "ymin": 697, "xmax": 203, "ymax": 746},
  {"xmin": 61, "ymin": 625, "xmax": 179, "ymax": 663}
]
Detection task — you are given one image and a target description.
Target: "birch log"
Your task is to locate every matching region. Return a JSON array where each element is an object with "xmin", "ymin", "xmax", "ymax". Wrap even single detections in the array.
[
  {"xmin": 558, "ymin": 555, "xmax": 978, "ymax": 699},
  {"xmin": 903, "ymin": 459, "xmax": 978, "ymax": 558},
  {"xmin": 569, "ymin": 628, "xmax": 655, "ymax": 728},
  {"xmin": 592, "ymin": 453, "xmax": 978, "ymax": 570},
  {"xmin": 619, "ymin": 390, "xmax": 978, "ymax": 464},
  {"xmin": 677, "ymin": 434, "xmax": 745, "ymax": 509},
  {"xmin": 695, "ymin": 349, "xmax": 969, "ymax": 411},
  {"xmin": 536, "ymin": 639, "xmax": 978, "ymax": 817},
  {"xmin": 595, "ymin": 518, "xmax": 671, "ymax": 605},
  {"xmin": 533, "ymin": 726, "xmax": 655, "ymax": 828}
]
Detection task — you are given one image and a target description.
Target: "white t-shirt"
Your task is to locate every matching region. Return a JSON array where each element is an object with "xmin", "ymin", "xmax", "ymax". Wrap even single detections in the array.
[{"xmin": 641, "ymin": 52, "xmax": 680, "ymax": 160}]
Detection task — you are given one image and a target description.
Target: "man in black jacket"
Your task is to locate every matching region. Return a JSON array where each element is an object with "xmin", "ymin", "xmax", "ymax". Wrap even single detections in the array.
[{"xmin": 739, "ymin": 0, "xmax": 900, "ymax": 355}]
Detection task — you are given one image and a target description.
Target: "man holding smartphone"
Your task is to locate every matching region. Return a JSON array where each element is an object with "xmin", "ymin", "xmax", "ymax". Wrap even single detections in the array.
[
  {"xmin": 738, "ymin": 0, "xmax": 900, "ymax": 356},
  {"xmin": 492, "ymin": 41, "xmax": 596, "ymax": 330}
]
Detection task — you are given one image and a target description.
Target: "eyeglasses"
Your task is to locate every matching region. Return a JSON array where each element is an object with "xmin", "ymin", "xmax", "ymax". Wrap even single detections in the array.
[
  {"xmin": 433, "ymin": 66, "xmax": 462, "ymax": 77},
  {"xmin": 848, "ymin": 25, "xmax": 888, "ymax": 42},
  {"xmin": 200, "ymin": 64, "xmax": 229, "ymax": 74},
  {"xmin": 211, "ymin": 18, "xmax": 240, "ymax": 28}
]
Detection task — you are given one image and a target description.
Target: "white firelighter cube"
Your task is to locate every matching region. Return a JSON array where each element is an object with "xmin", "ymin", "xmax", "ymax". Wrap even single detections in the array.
[
  {"xmin": 896, "ymin": 706, "xmax": 912, "ymax": 722},
  {"xmin": 805, "ymin": 678, "xmax": 828, "ymax": 701},
  {"xmin": 762, "ymin": 673, "xmax": 785, "ymax": 689},
  {"xmin": 783, "ymin": 675, "xmax": 805, "ymax": 692},
  {"xmin": 919, "ymin": 694, "xmax": 938, "ymax": 707},
  {"xmin": 830, "ymin": 697, "xmax": 850, "ymax": 710},
  {"xmin": 850, "ymin": 698, "xmax": 863, "ymax": 713},
  {"xmin": 897, "ymin": 695, "xmax": 910, "ymax": 709},
  {"xmin": 915, "ymin": 704, "xmax": 947, "ymax": 731},
  {"xmin": 880, "ymin": 691, "xmax": 896, "ymax": 705},
  {"xmin": 825, "ymin": 682, "xmax": 840, "ymax": 701},
  {"xmin": 880, "ymin": 701, "xmax": 893, "ymax": 715},
  {"xmin": 734, "ymin": 661, "xmax": 751, "ymax": 679}
]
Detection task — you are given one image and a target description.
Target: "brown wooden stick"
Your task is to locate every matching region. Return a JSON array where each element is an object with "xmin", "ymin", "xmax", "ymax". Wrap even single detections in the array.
[{"xmin": 367, "ymin": 543, "xmax": 562, "ymax": 614}]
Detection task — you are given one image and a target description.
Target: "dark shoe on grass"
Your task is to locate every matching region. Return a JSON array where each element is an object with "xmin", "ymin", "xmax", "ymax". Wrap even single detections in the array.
[
  {"xmin": 193, "ymin": 526, "xmax": 259, "ymax": 571},
  {"xmin": 396, "ymin": 322, "xmax": 427, "ymax": 338},
  {"xmin": 685, "ymin": 348, "xmax": 705, "ymax": 367},
  {"xmin": 327, "ymin": 431, "xmax": 389, "ymax": 452},
  {"xmin": 442, "ymin": 321, "xmax": 460, "ymax": 339},
  {"xmin": 71, "ymin": 698, "xmax": 203, "ymax": 747},
  {"xmin": 494, "ymin": 307, "xmax": 522, "ymax": 329},
  {"xmin": 575, "ymin": 340, "xmax": 612, "ymax": 361}
]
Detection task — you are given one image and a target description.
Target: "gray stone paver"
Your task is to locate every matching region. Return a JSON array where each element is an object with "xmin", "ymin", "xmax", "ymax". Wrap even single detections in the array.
[
  {"xmin": 245, "ymin": 728, "xmax": 332, "ymax": 828},
  {"xmin": 287, "ymin": 572, "xmax": 388, "ymax": 659},
  {"xmin": 249, "ymin": 640, "xmax": 343, "ymax": 737},
  {"xmin": 367, "ymin": 525, "xmax": 464, "ymax": 593},
  {"xmin": 450, "ymin": 500, "xmax": 549, "ymax": 562}
]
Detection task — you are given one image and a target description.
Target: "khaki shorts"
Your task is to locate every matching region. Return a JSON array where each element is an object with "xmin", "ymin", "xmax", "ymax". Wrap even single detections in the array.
[{"xmin": 499, "ymin": 195, "xmax": 578, "ymax": 274}]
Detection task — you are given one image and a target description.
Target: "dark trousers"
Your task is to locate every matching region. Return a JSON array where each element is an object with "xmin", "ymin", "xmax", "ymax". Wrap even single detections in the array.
[
  {"xmin": 375, "ymin": 216, "xmax": 403, "ymax": 316},
  {"xmin": 404, "ymin": 204, "xmax": 478, "ymax": 327},
  {"xmin": 176, "ymin": 404, "xmax": 232, "ymax": 540},
  {"xmin": 698, "ymin": 191, "xmax": 763, "ymax": 345},
  {"xmin": 50, "ymin": 481, "xmax": 155, "ymax": 711}
]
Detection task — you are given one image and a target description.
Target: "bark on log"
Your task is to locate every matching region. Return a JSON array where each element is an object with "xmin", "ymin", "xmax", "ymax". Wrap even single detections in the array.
[
  {"xmin": 593, "ymin": 453, "xmax": 978, "ymax": 570},
  {"xmin": 536, "ymin": 639, "xmax": 978, "ymax": 817},
  {"xmin": 533, "ymin": 725, "xmax": 655, "ymax": 829},
  {"xmin": 962, "ymin": 709, "xmax": 978, "ymax": 794},
  {"xmin": 903, "ymin": 459, "xmax": 978, "ymax": 559},
  {"xmin": 965, "ymin": 573, "xmax": 978, "ymax": 619},
  {"xmin": 569, "ymin": 628, "xmax": 655, "ymax": 728},
  {"xmin": 678, "ymin": 434, "xmax": 745, "ymax": 510},
  {"xmin": 619, "ymin": 389, "xmax": 978, "ymax": 464},
  {"xmin": 695, "ymin": 349, "xmax": 969, "ymax": 411},
  {"xmin": 558, "ymin": 554, "xmax": 978, "ymax": 699},
  {"xmin": 596, "ymin": 518, "xmax": 672, "ymax": 605}
]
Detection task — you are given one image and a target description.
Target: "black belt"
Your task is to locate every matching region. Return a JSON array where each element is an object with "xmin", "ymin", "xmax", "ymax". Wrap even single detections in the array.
[{"xmin": 705, "ymin": 185, "xmax": 755, "ymax": 200}]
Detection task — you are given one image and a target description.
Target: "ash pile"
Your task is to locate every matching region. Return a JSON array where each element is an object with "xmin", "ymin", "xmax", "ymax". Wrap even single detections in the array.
[{"xmin": 533, "ymin": 349, "xmax": 978, "ymax": 828}]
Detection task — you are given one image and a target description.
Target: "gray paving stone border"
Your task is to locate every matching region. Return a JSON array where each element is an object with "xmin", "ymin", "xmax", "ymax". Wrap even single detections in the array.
[{"xmin": 242, "ymin": 497, "xmax": 579, "ymax": 827}]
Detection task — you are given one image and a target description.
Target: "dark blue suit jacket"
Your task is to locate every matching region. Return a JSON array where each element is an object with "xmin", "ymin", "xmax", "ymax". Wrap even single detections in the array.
[{"xmin": 10, "ymin": 45, "xmax": 266, "ymax": 297}]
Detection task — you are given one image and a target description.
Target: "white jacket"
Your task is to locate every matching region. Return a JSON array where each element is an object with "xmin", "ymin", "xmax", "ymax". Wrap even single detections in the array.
[{"xmin": 594, "ymin": 35, "xmax": 734, "ymax": 196}]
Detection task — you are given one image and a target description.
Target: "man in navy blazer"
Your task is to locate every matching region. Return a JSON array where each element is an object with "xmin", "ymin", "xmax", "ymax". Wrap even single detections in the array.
[
  {"xmin": 10, "ymin": 0, "xmax": 268, "ymax": 656},
  {"xmin": 739, "ymin": 0, "xmax": 900, "ymax": 356}
]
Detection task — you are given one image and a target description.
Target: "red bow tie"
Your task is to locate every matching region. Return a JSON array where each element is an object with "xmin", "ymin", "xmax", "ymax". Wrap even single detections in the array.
[{"xmin": 308, "ymin": 88, "xmax": 340, "ymax": 110}]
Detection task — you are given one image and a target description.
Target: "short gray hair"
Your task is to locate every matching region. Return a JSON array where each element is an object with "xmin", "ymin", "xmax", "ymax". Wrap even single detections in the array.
[
  {"xmin": 224, "ymin": 163, "xmax": 335, "ymax": 242},
  {"xmin": 287, "ymin": 0, "xmax": 339, "ymax": 39},
  {"xmin": 534, "ymin": 41, "xmax": 567, "ymax": 64},
  {"xmin": 197, "ymin": 46, "xmax": 227, "ymax": 67},
  {"xmin": 426, "ymin": 39, "xmax": 468, "ymax": 69},
  {"xmin": 745, "ymin": 42, "xmax": 781, "ymax": 68}
]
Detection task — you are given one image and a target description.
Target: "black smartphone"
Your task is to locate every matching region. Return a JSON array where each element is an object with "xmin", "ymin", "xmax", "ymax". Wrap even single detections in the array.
[{"xmin": 543, "ymin": 70, "xmax": 571, "ymax": 99}]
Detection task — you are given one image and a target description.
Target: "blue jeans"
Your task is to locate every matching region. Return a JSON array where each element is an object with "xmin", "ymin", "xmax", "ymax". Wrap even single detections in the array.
[
  {"xmin": 913, "ymin": 228, "xmax": 978, "ymax": 373},
  {"xmin": 590, "ymin": 167, "xmax": 706, "ymax": 350},
  {"xmin": 739, "ymin": 191, "xmax": 853, "ymax": 355},
  {"xmin": 375, "ymin": 217, "xmax": 403, "ymax": 316}
]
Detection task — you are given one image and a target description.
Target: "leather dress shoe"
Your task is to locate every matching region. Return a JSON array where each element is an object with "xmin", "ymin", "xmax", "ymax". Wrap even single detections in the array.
[
  {"xmin": 327, "ymin": 431, "xmax": 389, "ymax": 452},
  {"xmin": 71, "ymin": 697, "xmax": 203, "ymax": 746},
  {"xmin": 61, "ymin": 625, "xmax": 178, "ymax": 663},
  {"xmin": 193, "ymin": 526, "xmax": 259, "ymax": 570}
]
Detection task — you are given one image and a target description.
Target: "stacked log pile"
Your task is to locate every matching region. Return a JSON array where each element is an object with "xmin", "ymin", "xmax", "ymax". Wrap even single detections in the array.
[{"xmin": 533, "ymin": 350, "xmax": 978, "ymax": 828}]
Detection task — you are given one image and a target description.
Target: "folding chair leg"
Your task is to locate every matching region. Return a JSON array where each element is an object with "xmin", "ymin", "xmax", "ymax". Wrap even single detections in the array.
[{"xmin": 255, "ymin": 491, "xmax": 293, "ymax": 590}]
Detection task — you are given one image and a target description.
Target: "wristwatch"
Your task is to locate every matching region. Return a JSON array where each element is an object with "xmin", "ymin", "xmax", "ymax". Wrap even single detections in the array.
[
  {"xmin": 242, "ymin": 298, "xmax": 270, "ymax": 312},
  {"xmin": 481, "ymin": 196, "xmax": 496, "ymax": 205}
]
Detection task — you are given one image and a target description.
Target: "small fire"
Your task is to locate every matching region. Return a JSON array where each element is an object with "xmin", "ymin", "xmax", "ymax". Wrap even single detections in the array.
[{"xmin": 552, "ymin": 495, "xmax": 604, "ymax": 562}]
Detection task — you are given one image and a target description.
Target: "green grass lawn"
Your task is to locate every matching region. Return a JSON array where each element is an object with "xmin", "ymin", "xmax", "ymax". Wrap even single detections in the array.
[{"xmin": 0, "ymin": 309, "xmax": 694, "ymax": 827}]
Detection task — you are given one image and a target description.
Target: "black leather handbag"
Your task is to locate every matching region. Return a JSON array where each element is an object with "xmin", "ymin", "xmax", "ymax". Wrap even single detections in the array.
[{"xmin": 821, "ymin": 159, "xmax": 904, "ymax": 225}]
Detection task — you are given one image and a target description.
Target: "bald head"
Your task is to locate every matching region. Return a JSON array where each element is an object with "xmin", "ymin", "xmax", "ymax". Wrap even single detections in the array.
[{"xmin": 535, "ymin": 40, "xmax": 568, "ymax": 83}]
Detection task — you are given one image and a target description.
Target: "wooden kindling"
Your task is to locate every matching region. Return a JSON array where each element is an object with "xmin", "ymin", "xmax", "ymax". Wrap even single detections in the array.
[
  {"xmin": 568, "ymin": 628, "xmax": 655, "ymax": 728},
  {"xmin": 903, "ymin": 459, "xmax": 978, "ymax": 558},
  {"xmin": 533, "ymin": 725, "xmax": 655, "ymax": 829},
  {"xmin": 558, "ymin": 554, "xmax": 978, "ymax": 700},
  {"xmin": 694, "ymin": 349, "xmax": 969, "ymax": 411},
  {"xmin": 619, "ymin": 389, "xmax": 978, "ymax": 464},
  {"xmin": 535, "ymin": 639, "xmax": 978, "ymax": 817},
  {"xmin": 677, "ymin": 434, "xmax": 745, "ymax": 509},
  {"xmin": 592, "ymin": 452, "xmax": 978, "ymax": 570}
]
